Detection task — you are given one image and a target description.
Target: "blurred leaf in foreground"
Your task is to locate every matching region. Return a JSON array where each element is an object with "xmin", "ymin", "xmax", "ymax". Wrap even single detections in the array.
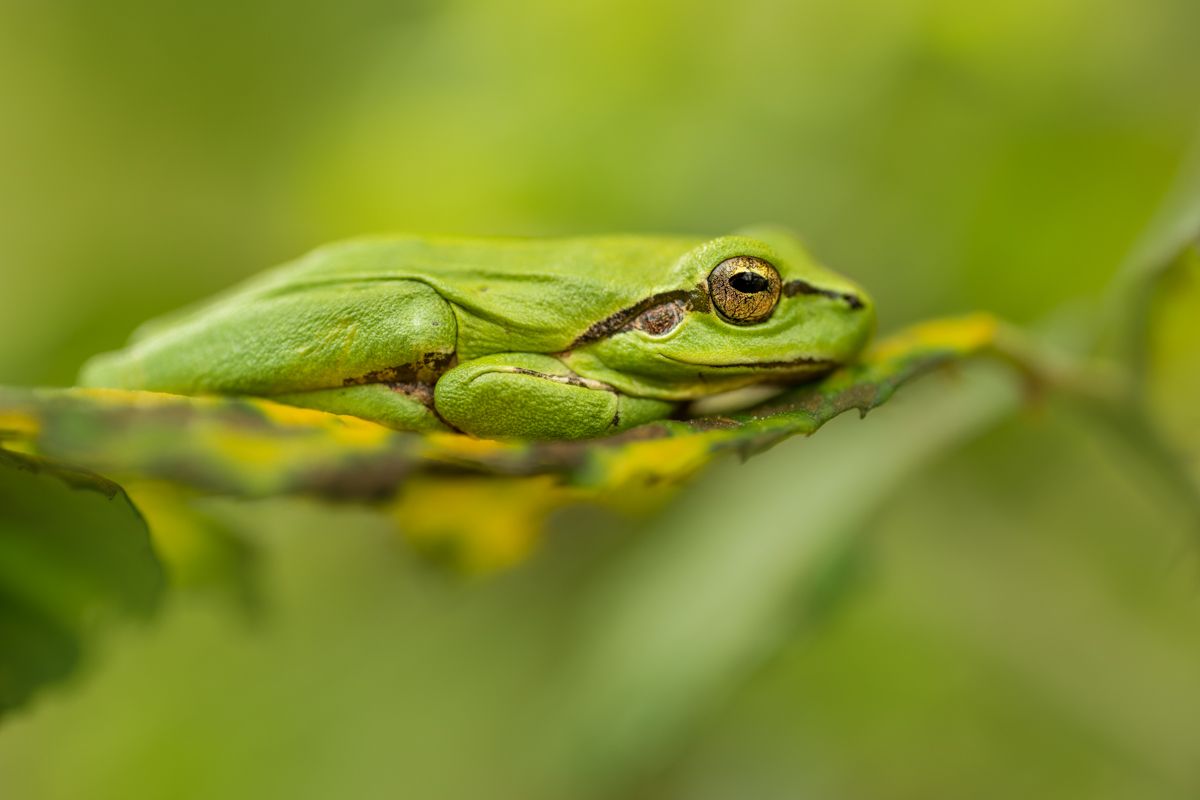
[
  {"xmin": 0, "ymin": 450, "xmax": 163, "ymax": 715},
  {"xmin": 122, "ymin": 481, "xmax": 261, "ymax": 612}
]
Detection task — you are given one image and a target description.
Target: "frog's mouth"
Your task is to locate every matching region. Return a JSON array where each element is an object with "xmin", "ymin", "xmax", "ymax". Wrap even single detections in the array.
[{"xmin": 663, "ymin": 354, "xmax": 839, "ymax": 370}]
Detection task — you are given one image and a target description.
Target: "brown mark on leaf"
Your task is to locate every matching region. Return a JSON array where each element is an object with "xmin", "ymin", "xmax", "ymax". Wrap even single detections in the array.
[
  {"xmin": 748, "ymin": 390, "xmax": 831, "ymax": 419},
  {"xmin": 685, "ymin": 416, "xmax": 742, "ymax": 431},
  {"xmin": 598, "ymin": 422, "xmax": 674, "ymax": 445},
  {"xmin": 831, "ymin": 382, "xmax": 881, "ymax": 413}
]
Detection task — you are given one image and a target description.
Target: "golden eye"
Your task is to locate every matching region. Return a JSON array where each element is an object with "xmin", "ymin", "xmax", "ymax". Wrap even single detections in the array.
[{"xmin": 707, "ymin": 256, "xmax": 782, "ymax": 324}]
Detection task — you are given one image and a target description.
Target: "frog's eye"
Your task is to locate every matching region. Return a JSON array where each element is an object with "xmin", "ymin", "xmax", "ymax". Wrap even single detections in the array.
[{"xmin": 707, "ymin": 256, "xmax": 782, "ymax": 325}]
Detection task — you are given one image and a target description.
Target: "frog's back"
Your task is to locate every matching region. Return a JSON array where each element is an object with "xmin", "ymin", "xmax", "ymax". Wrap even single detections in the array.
[
  {"xmin": 80, "ymin": 233, "xmax": 708, "ymax": 395},
  {"xmin": 270, "ymin": 234, "xmax": 710, "ymax": 358},
  {"xmin": 278, "ymin": 233, "xmax": 704, "ymax": 292},
  {"xmin": 125, "ymin": 233, "xmax": 701, "ymax": 342}
]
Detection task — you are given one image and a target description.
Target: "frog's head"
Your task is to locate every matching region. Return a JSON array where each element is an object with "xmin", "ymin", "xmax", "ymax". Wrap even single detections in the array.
[{"xmin": 561, "ymin": 229, "xmax": 875, "ymax": 399}]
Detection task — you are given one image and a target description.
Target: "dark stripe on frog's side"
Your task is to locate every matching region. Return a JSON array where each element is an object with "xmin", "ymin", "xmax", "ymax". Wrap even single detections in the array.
[
  {"xmin": 783, "ymin": 280, "xmax": 865, "ymax": 310},
  {"xmin": 342, "ymin": 351, "xmax": 458, "ymax": 387},
  {"xmin": 568, "ymin": 287, "xmax": 710, "ymax": 348}
]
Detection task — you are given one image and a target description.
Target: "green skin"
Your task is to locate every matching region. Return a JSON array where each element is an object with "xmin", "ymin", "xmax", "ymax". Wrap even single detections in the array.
[{"xmin": 79, "ymin": 227, "xmax": 875, "ymax": 440}]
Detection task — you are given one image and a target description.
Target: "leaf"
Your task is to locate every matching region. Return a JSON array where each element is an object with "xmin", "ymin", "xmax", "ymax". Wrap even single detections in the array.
[
  {"xmin": 387, "ymin": 474, "xmax": 580, "ymax": 573},
  {"xmin": 0, "ymin": 314, "xmax": 1005, "ymax": 494},
  {"xmin": 1143, "ymin": 240, "xmax": 1200, "ymax": 487},
  {"xmin": 1106, "ymin": 133, "xmax": 1200, "ymax": 501},
  {"xmin": 0, "ymin": 450, "xmax": 164, "ymax": 715},
  {"xmin": 0, "ymin": 314, "xmax": 1021, "ymax": 571},
  {"xmin": 1105, "ymin": 136, "xmax": 1200, "ymax": 376},
  {"xmin": 121, "ymin": 482, "xmax": 261, "ymax": 612}
]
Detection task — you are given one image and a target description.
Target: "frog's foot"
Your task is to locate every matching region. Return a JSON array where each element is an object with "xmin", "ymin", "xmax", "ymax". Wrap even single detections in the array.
[
  {"xmin": 434, "ymin": 354, "xmax": 676, "ymax": 440},
  {"xmin": 269, "ymin": 383, "xmax": 449, "ymax": 432}
]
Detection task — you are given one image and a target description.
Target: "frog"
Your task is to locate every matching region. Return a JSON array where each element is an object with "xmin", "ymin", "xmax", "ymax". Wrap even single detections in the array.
[{"xmin": 79, "ymin": 227, "xmax": 875, "ymax": 440}]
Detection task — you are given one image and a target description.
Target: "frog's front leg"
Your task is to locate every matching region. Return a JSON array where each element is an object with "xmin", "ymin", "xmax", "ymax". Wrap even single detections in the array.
[{"xmin": 434, "ymin": 354, "xmax": 676, "ymax": 440}]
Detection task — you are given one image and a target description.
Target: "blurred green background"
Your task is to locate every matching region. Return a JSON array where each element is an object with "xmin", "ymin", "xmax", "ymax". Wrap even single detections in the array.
[{"xmin": 2, "ymin": 1, "xmax": 1200, "ymax": 798}]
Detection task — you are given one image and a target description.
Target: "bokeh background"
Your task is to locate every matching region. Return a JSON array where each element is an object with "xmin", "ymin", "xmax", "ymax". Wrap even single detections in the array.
[{"xmin": 2, "ymin": 1, "xmax": 1200, "ymax": 798}]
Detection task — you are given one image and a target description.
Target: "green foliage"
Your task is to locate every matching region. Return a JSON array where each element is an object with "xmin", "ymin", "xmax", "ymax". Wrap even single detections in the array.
[
  {"xmin": 1145, "ymin": 242, "xmax": 1200, "ymax": 473},
  {"xmin": 1, "ymin": 1, "xmax": 1200, "ymax": 798},
  {"xmin": 0, "ymin": 451, "xmax": 162, "ymax": 714}
]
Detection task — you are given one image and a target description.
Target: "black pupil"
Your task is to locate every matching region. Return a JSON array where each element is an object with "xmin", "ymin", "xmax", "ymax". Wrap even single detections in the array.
[{"xmin": 730, "ymin": 271, "xmax": 770, "ymax": 293}]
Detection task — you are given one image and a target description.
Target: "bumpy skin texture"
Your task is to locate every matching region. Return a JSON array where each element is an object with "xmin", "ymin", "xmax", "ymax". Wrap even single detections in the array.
[{"xmin": 80, "ymin": 228, "xmax": 875, "ymax": 439}]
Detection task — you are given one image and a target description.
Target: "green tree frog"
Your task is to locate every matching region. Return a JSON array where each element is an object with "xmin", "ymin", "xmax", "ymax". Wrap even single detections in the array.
[{"xmin": 80, "ymin": 228, "xmax": 874, "ymax": 439}]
